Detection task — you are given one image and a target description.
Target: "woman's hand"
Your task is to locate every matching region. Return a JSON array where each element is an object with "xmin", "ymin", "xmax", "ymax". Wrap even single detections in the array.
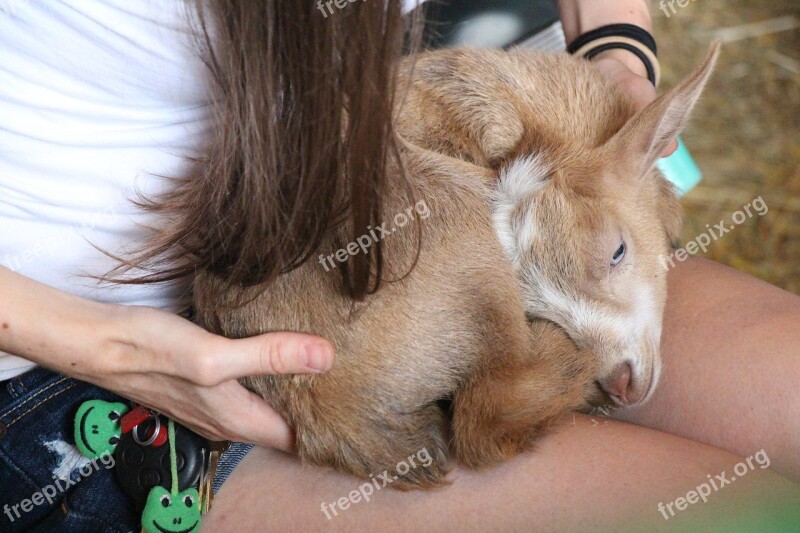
[
  {"xmin": 591, "ymin": 49, "xmax": 678, "ymax": 157},
  {"xmin": 557, "ymin": 0, "xmax": 677, "ymax": 157},
  {"xmin": 0, "ymin": 266, "xmax": 334, "ymax": 451},
  {"xmin": 94, "ymin": 305, "xmax": 334, "ymax": 451}
]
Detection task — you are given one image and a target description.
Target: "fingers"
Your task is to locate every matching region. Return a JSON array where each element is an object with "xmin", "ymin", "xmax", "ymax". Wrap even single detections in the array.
[
  {"xmin": 128, "ymin": 381, "xmax": 296, "ymax": 450},
  {"xmin": 661, "ymin": 139, "xmax": 679, "ymax": 158},
  {"xmin": 192, "ymin": 332, "xmax": 335, "ymax": 385},
  {"xmin": 187, "ymin": 380, "xmax": 296, "ymax": 449},
  {"xmin": 225, "ymin": 386, "xmax": 296, "ymax": 451},
  {"xmin": 103, "ymin": 308, "xmax": 319, "ymax": 452}
]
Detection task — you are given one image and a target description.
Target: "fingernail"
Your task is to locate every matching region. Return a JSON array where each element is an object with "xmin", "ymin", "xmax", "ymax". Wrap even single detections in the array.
[{"xmin": 302, "ymin": 344, "xmax": 333, "ymax": 372}]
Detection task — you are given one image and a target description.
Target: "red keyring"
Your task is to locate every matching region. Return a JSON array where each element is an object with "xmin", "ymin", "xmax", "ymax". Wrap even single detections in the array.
[
  {"xmin": 121, "ymin": 405, "xmax": 168, "ymax": 447},
  {"xmin": 121, "ymin": 405, "xmax": 155, "ymax": 434}
]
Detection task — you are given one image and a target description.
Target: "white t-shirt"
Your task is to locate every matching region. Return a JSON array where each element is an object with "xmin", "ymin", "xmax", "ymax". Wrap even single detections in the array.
[
  {"xmin": 0, "ymin": 0, "xmax": 209, "ymax": 379},
  {"xmin": 0, "ymin": 0, "xmax": 425, "ymax": 380}
]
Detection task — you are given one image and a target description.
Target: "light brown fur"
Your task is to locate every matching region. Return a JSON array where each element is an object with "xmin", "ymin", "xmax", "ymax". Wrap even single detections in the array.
[{"xmin": 192, "ymin": 45, "xmax": 719, "ymax": 488}]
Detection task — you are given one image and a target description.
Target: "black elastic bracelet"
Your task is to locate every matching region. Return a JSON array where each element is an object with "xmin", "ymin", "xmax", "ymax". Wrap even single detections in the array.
[
  {"xmin": 583, "ymin": 42, "xmax": 658, "ymax": 87},
  {"xmin": 566, "ymin": 23, "xmax": 657, "ymax": 56}
]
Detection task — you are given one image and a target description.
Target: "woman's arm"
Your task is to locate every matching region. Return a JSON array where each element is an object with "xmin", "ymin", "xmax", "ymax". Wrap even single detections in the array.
[
  {"xmin": 557, "ymin": 0, "xmax": 677, "ymax": 155},
  {"xmin": 558, "ymin": 0, "xmax": 652, "ymax": 81},
  {"xmin": 0, "ymin": 266, "xmax": 334, "ymax": 449}
]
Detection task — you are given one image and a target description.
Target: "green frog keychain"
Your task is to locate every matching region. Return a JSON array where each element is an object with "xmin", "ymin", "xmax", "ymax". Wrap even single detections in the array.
[{"xmin": 141, "ymin": 419, "xmax": 202, "ymax": 533}]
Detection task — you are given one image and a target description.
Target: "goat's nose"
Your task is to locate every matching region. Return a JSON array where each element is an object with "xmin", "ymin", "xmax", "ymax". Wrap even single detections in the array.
[{"xmin": 603, "ymin": 363, "xmax": 632, "ymax": 404}]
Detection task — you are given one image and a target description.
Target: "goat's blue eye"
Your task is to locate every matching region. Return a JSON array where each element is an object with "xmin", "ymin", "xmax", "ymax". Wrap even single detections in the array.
[{"xmin": 611, "ymin": 242, "xmax": 626, "ymax": 267}]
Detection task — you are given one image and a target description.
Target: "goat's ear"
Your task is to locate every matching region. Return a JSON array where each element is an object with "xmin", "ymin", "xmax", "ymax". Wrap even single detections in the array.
[
  {"xmin": 410, "ymin": 51, "xmax": 525, "ymax": 167},
  {"xmin": 400, "ymin": 138, "xmax": 498, "ymax": 187},
  {"xmin": 466, "ymin": 109, "xmax": 524, "ymax": 167},
  {"xmin": 606, "ymin": 42, "xmax": 720, "ymax": 178},
  {"xmin": 658, "ymin": 179, "xmax": 683, "ymax": 245}
]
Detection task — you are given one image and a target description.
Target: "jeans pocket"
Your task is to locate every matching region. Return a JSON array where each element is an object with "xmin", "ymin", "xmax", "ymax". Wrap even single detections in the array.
[
  {"xmin": 0, "ymin": 369, "xmax": 138, "ymax": 532},
  {"xmin": 27, "ymin": 468, "xmax": 137, "ymax": 533}
]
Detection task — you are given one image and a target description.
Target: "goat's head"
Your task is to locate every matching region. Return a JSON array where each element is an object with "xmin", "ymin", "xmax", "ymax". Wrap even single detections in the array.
[{"xmin": 492, "ymin": 44, "xmax": 719, "ymax": 406}]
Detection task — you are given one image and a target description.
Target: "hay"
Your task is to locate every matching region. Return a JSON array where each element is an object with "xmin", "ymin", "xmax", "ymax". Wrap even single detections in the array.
[{"xmin": 653, "ymin": 0, "xmax": 800, "ymax": 294}]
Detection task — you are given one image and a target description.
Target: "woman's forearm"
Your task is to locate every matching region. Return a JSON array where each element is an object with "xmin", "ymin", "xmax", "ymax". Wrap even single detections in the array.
[
  {"xmin": 0, "ymin": 265, "xmax": 123, "ymax": 377},
  {"xmin": 0, "ymin": 265, "xmax": 333, "ymax": 447},
  {"xmin": 557, "ymin": 0, "xmax": 652, "ymax": 40},
  {"xmin": 557, "ymin": 0, "xmax": 653, "ymax": 80}
]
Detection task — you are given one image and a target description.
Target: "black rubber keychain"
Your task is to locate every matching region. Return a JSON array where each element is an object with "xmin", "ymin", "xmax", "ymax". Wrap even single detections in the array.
[{"xmin": 73, "ymin": 400, "xmax": 209, "ymax": 533}]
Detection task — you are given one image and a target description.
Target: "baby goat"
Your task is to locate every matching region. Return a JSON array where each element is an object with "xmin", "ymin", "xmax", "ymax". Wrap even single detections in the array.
[{"xmin": 191, "ymin": 44, "xmax": 719, "ymax": 487}]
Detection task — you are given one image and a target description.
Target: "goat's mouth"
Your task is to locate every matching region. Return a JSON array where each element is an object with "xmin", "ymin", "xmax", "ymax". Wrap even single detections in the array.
[
  {"xmin": 586, "ymin": 381, "xmax": 615, "ymax": 409},
  {"xmin": 581, "ymin": 360, "xmax": 660, "ymax": 414}
]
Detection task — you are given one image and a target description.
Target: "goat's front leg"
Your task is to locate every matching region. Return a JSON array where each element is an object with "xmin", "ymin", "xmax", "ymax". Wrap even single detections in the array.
[{"xmin": 451, "ymin": 319, "xmax": 599, "ymax": 467}]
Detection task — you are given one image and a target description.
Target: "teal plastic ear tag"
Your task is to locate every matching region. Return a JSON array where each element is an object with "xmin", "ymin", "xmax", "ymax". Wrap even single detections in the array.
[
  {"xmin": 142, "ymin": 486, "xmax": 202, "ymax": 533},
  {"xmin": 73, "ymin": 400, "xmax": 129, "ymax": 459},
  {"xmin": 656, "ymin": 137, "xmax": 702, "ymax": 197}
]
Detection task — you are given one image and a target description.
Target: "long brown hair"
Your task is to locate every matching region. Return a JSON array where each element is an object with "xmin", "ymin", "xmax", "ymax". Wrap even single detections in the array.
[{"xmin": 111, "ymin": 1, "xmax": 419, "ymax": 300}]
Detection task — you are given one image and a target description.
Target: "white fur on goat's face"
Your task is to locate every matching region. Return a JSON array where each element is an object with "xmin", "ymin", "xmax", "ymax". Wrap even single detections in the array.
[{"xmin": 493, "ymin": 155, "xmax": 669, "ymax": 405}]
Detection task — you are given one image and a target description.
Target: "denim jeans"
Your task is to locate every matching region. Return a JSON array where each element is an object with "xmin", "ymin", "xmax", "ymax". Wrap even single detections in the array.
[{"xmin": 0, "ymin": 367, "xmax": 251, "ymax": 532}]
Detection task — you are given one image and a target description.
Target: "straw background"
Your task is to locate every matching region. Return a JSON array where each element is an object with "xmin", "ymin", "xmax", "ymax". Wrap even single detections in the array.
[{"xmin": 653, "ymin": 0, "xmax": 800, "ymax": 294}]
